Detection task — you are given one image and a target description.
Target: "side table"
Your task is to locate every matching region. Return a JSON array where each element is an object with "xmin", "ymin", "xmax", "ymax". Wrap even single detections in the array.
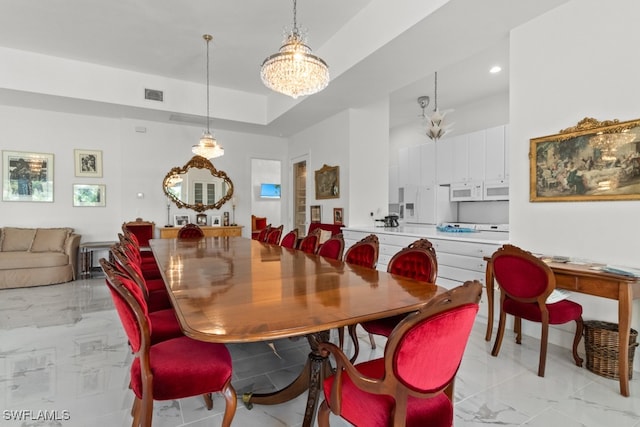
[{"xmin": 79, "ymin": 241, "xmax": 117, "ymax": 278}]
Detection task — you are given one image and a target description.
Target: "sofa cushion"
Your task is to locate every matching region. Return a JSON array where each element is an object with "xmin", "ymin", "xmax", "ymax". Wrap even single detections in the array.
[
  {"xmin": 0, "ymin": 251, "xmax": 69, "ymax": 269},
  {"xmin": 30, "ymin": 228, "xmax": 72, "ymax": 253},
  {"xmin": 1, "ymin": 228, "xmax": 36, "ymax": 252}
]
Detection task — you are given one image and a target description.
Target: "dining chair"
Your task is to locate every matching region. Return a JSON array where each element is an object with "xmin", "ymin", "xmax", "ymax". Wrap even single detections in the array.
[
  {"xmin": 490, "ymin": 244, "xmax": 584, "ymax": 377},
  {"xmin": 266, "ymin": 225, "xmax": 284, "ymax": 245},
  {"xmin": 256, "ymin": 224, "xmax": 272, "ymax": 242},
  {"xmin": 317, "ymin": 281, "xmax": 482, "ymax": 427},
  {"xmin": 316, "ymin": 233, "xmax": 345, "ymax": 260},
  {"xmin": 177, "ymin": 223, "xmax": 205, "ymax": 239},
  {"xmin": 298, "ymin": 228, "xmax": 322, "ymax": 254},
  {"xmin": 359, "ymin": 238, "xmax": 438, "ymax": 354},
  {"xmin": 101, "ymin": 259, "xmax": 237, "ymax": 427},
  {"xmin": 279, "ymin": 229, "xmax": 298, "ymax": 249},
  {"xmin": 343, "ymin": 234, "xmax": 379, "ymax": 269},
  {"xmin": 122, "ymin": 218, "xmax": 155, "ymax": 249},
  {"xmin": 118, "ymin": 233, "xmax": 162, "ymax": 280},
  {"xmin": 121, "ymin": 227, "xmax": 156, "ymax": 263}
]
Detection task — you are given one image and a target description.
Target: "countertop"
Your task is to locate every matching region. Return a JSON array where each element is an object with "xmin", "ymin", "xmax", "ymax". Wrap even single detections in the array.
[{"xmin": 343, "ymin": 224, "xmax": 510, "ymax": 245}]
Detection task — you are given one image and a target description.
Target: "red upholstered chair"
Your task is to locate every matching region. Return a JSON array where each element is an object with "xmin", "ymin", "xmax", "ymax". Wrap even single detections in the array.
[
  {"xmin": 357, "ymin": 239, "xmax": 438, "ymax": 357},
  {"xmin": 123, "ymin": 219, "xmax": 155, "ymax": 249},
  {"xmin": 256, "ymin": 224, "xmax": 272, "ymax": 243},
  {"xmin": 177, "ymin": 223, "xmax": 205, "ymax": 239},
  {"xmin": 280, "ymin": 229, "xmax": 298, "ymax": 249},
  {"xmin": 298, "ymin": 228, "xmax": 322, "ymax": 254},
  {"xmin": 316, "ymin": 233, "xmax": 345, "ymax": 260},
  {"xmin": 100, "ymin": 259, "xmax": 237, "ymax": 427},
  {"xmin": 266, "ymin": 225, "xmax": 284, "ymax": 245},
  {"xmin": 490, "ymin": 244, "xmax": 584, "ymax": 377},
  {"xmin": 317, "ymin": 281, "xmax": 482, "ymax": 427},
  {"xmin": 119, "ymin": 233, "xmax": 162, "ymax": 280},
  {"xmin": 121, "ymin": 227, "xmax": 157, "ymax": 263},
  {"xmin": 251, "ymin": 215, "xmax": 268, "ymax": 240},
  {"xmin": 344, "ymin": 234, "xmax": 379, "ymax": 269}
]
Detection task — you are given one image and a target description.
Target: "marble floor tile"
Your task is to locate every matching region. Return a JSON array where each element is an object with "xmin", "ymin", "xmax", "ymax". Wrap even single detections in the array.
[{"xmin": 0, "ymin": 278, "xmax": 638, "ymax": 426}]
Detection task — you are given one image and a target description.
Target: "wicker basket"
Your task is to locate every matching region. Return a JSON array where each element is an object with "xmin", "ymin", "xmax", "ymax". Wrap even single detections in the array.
[{"xmin": 583, "ymin": 320, "xmax": 638, "ymax": 380}]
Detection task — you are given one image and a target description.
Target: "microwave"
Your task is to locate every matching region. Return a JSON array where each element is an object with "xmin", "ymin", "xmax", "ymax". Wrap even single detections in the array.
[
  {"xmin": 450, "ymin": 182, "xmax": 483, "ymax": 201},
  {"xmin": 483, "ymin": 180, "xmax": 509, "ymax": 201}
]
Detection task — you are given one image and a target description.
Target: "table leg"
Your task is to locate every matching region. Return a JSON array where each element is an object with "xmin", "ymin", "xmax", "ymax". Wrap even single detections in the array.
[
  {"xmin": 242, "ymin": 331, "xmax": 332, "ymax": 427},
  {"xmin": 80, "ymin": 249, "xmax": 91, "ymax": 279},
  {"xmin": 618, "ymin": 282, "xmax": 632, "ymax": 397}
]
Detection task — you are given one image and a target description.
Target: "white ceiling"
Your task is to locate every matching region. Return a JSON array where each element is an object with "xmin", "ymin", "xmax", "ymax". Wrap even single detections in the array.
[{"xmin": 0, "ymin": 0, "xmax": 568, "ymax": 136}]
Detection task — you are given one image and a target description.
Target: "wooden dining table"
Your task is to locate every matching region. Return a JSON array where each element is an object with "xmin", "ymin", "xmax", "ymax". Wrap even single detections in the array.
[{"xmin": 149, "ymin": 236, "xmax": 447, "ymax": 427}]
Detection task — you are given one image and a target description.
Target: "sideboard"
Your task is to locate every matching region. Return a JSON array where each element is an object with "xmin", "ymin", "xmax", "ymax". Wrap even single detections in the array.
[{"xmin": 159, "ymin": 225, "xmax": 243, "ymax": 239}]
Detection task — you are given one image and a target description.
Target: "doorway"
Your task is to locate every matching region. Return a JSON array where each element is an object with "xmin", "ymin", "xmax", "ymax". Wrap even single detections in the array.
[{"xmin": 292, "ymin": 159, "xmax": 306, "ymax": 236}]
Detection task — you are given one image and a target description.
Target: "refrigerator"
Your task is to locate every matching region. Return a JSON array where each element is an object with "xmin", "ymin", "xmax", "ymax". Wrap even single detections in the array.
[{"xmin": 402, "ymin": 184, "xmax": 456, "ymax": 225}]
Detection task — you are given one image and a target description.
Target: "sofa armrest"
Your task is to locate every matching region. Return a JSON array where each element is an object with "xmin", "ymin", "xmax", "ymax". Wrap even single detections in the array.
[{"xmin": 66, "ymin": 234, "xmax": 81, "ymax": 280}]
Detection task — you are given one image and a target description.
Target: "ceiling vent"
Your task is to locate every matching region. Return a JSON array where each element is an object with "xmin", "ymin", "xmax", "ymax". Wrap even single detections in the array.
[{"xmin": 144, "ymin": 88, "xmax": 164, "ymax": 102}]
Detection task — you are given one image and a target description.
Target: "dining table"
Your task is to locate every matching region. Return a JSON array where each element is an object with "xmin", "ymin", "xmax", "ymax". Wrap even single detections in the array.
[{"xmin": 149, "ymin": 236, "xmax": 447, "ymax": 427}]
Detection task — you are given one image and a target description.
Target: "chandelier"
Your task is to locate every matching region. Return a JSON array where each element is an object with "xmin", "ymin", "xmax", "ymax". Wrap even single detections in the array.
[
  {"xmin": 192, "ymin": 34, "xmax": 224, "ymax": 159},
  {"xmin": 260, "ymin": 0, "xmax": 330, "ymax": 99},
  {"xmin": 424, "ymin": 72, "xmax": 453, "ymax": 141}
]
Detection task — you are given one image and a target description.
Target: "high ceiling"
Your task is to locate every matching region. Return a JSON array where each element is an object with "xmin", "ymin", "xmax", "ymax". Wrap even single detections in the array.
[{"xmin": 0, "ymin": 0, "xmax": 568, "ymax": 136}]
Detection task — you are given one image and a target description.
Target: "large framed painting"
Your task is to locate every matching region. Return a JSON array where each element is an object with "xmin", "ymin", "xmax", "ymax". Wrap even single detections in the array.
[
  {"xmin": 315, "ymin": 164, "xmax": 339, "ymax": 199},
  {"xmin": 2, "ymin": 150, "xmax": 54, "ymax": 202},
  {"xmin": 530, "ymin": 117, "xmax": 640, "ymax": 202}
]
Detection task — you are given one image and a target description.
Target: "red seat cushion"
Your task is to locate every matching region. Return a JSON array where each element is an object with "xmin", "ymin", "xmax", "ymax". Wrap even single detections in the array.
[
  {"xmin": 130, "ymin": 336, "xmax": 233, "ymax": 401},
  {"xmin": 317, "ymin": 238, "xmax": 343, "ymax": 260},
  {"xmin": 503, "ymin": 298, "xmax": 582, "ymax": 324},
  {"xmin": 361, "ymin": 314, "xmax": 407, "ymax": 337},
  {"xmin": 323, "ymin": 359, "xmax": 452, "ymax": 427},
  {"xmin": 148, "ymin": 289, "xmax": 172, "ymax": 312}
]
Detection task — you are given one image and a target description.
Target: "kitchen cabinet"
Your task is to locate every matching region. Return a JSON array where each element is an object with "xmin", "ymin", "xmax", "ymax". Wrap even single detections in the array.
[
  {"xmin": 451, "ymin": 131, "xmax": 485, "ymax": 183},
  {"xmin": 485, "ymin": 125, "xmax": 507, "ymax": 181},
  {"xmin": 398, "ymin": 146, "xmax": 409, "ymax": 187},
  {"xmin": 408, "ymin": 145, "xmax": 421, "ymax": 185},
  {"xmin": 389, "ymin": 165, "xmax": 399, "ymax": 203},
  {"xmin": 436, "ymin": 138, "xmax": 454, "ymax": 184},
  {"xmin": 419, "ymin": 141, "xmax": 436, "ymax": 185}
]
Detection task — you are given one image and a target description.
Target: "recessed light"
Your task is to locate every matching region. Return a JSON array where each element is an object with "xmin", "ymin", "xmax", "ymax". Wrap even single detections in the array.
[{"xmin": 489, "ymin": 65, "xmax": 502, "ymax": 74}]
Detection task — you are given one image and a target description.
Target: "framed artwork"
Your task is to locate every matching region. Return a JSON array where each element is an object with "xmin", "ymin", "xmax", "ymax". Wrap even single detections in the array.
[
  {"xmin": 174, "ymin": 214, "xmax": 189, "ymax": 226},
  {"xmin": 310, "ymin": 205, "xmax": 321, "ymax": 223},
  {"xmin": 2, "ymin": 150, "xmax": 54, "ymax": 202},
  {"xmin": 333, "ymin": 207, "xmax": 344, "ymax": 225},
  {"xmin": 74, "ymin": 149, "xmax": 103, "ymax": 177},
  {"xmin": 73, "ymin": 184, "xmax": 106, "ymax": 207},
  {"xmin": 530, "ymin": 117, "xmax": 640, "ymax": 202},
  {"xmin": 211, "ymin": 215, "xmax": 222, "ymax": 226},
  {"xmin": 196, "ymin": 213, "xmax": 208, "ymax": 226},
  {"xmin": 315, "ymin": 164, "xmax": 340, "ymax": 199}
]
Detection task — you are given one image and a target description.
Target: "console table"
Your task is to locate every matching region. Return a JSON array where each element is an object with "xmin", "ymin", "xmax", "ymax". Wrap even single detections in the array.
[
  {"xmin": 485, "ymin": 259, "xmax": 640, "ymax": 396},
  {"xmin": 79, "ymin": 241, "xmax": 117, "ymax": 278},
  {"xmin": 159, "ymin": 225, "xmax": 242, "ymax": 239}
]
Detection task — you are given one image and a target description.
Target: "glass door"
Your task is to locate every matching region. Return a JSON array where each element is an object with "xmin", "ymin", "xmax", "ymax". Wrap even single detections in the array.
[{"xmin": 293, "ymin": 160, "xmax": 306, "ymax": 236}]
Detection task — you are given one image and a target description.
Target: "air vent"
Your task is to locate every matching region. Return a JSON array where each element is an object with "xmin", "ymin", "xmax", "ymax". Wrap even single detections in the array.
[{"xmin": 144, "ymin": 88, "xmax": 164, "ymax": 102}]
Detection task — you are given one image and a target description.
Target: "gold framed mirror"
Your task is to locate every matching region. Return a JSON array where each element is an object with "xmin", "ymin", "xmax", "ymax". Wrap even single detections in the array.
[{"xmin": 163, "ymin": 155, "xmax": 234, "ymax": 212}]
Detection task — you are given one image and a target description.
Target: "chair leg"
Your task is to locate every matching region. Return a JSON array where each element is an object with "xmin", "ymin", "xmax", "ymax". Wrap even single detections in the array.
[
  {"xmin": 203, "ymin": 393, "xmax": 213, "ymax": 410},
  {"xmin": 514, "ymin": 316, "xmax": 522, "ymax": 344},
  {"xmin": 131, "ymin": 397, "xmax": 141, "ymax": 427},
  {"xmin": 491, "ymin": 310, "xmax": 507, "ymax": 357},
  {"xmin": 348, "ymin": 324, "xmax": 360, "ymax": 363},
  {"xmin": 317, "ymin": 399, "xmax": 331, "ymax": 427},
  {"xmin": 538, "ymin": 321, "xmax": 549, "ymax": 377},
  {"xmin": 139, "ymin": 395, "xmax": 154, "ymax": 427},
  {"xmin": 338, "ymin": 327, "xmax": 344, "ymax": 349},
  {"xmin": 573, "ymin": 317, "xmax": 584, "ymax": 367},
  {"xmin": 368, "ymin": 332, "xmax": 376, "ymax": 349},
  {"xmin": 220, "ymin": 379, "xmax": 237, "ymax": 427}
]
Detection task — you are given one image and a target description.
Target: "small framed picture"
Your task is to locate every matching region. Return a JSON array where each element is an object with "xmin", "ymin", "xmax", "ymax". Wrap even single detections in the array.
[
  {"xmin": 310, "ymin": 205, "xmax": 321, "ymax": 223},
  {"xmin": 333, "ymin": 207, "xmax": 344, "ymax": 225},
  {"xmin": 73, "ymin": 184, "xmax": 106, "ymax": 207},
  {"xmin": 196, "ymin": 213, "xmax": 207, "ymax": 226},
  {"xmin": 174, "ymin": 215, "xmax": 189, "ymax": 226},
  {"xmin": 211, "ymin": 215, "xmax": 221, "ymax": 226},
  {"xmin": 74, "ymin": 149, "xmax": 103, "ymax": 178}
]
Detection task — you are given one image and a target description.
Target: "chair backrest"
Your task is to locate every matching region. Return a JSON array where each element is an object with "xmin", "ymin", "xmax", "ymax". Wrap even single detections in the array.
[
  {"xmin": 251, "ymin": 215, "xmax": 267, "ymax": 232},
  {"xmin": 256, "ymin": 224, "xmax": 272, "ymax": 242},
  {"xmin": 298, "ymin": 228, "xmax": 321, "ymax": 254},
  {"xmin": 100, "ymin": 258, "xmax": 151, "ymax": 354},
  {"xmin": 122, "ymin": 219, "xmax": 155, "ymax": 248},
  {"xmin": 386, "ymin": 281, "xmax": 482, "ymax": 396},
  {"xmin": 110, "ymin": 244, "xmax": 150, "ymax": 299},
  {"xmin": 266, "ymin": 225, "xmax": 284, "ymax": 245},
  {"xmin": 316, "ymin": 233, "xmax": 345, "ymax": 260},
  {"xmin": 118, "ymin": 233, "xmax": 143, "ymax": 266},
  {"xmin": 387, "ymin": 238, "xmax": 438, "ymax": 282},
  {"xmin": 280, "ymin": 229, "xmax": 298, "ymax": 249},
  {"xmin": 344, "ymin": 234, "xmax": 379, "ymax": 269},
  {"xmin": 177, "ymin": 223, "xmax": 205, "ymax": 239},
  {"xmin": 491, "ymin": 244, "xmax": 555, "ymax": 303}
]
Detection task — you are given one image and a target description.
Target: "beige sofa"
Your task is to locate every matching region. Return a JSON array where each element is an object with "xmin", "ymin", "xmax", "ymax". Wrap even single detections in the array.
[{"xmin": 0, "ymin": 227, "xmax": 81, "ymax": 289}]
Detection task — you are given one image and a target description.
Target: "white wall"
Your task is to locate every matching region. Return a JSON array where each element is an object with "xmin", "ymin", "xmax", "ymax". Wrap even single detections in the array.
[
  {"xmin": 0, "ymin": 105, "xmax": 288, "ymax": 241},
  {"xmin": 251, "ymin": 158, "xmax": 282, "ymax": 226},
  {"xmin": 510, "ymin": 0, "xmax": 640, "ymax": 369}
]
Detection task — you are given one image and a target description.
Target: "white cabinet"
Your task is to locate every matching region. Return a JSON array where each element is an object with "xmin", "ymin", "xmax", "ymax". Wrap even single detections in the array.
[
  {"xmin": 485, "ymin": 125, "xmax": 507, "ymax": 181},
  {"xmin": 419, "ymin": 141, "xmax": 436, "ymax": 185},
  {"xmin": 398, "ymin": 147, "xmax": 410, "ymax": 187},
  {"xmin": 389, "ymin": 165, "xmax": 399, "ymax": 204},
  {"xmin": 468, "ymin": 130, "xmax": 486, "ymax": 181},
  {"xmin": 436, "ymin": 138, "xmax": 454, "ymax": 184},
  {"xmin": 407, "ymin": 145, "xmax": 421, "ymax": 185},
  {"xmin": 451, "ymin": 134, "xmax": 470, "ymax": 183}
]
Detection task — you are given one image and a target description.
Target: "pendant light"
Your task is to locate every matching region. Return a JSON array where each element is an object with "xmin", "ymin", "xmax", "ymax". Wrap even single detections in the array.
[
  {"xmin": 425, "ymin": 72, "xmax": 453, "ymax": 141},
  {"xmin": 192, "ymin": 34, "xmax": 224, "ymax": 159}
]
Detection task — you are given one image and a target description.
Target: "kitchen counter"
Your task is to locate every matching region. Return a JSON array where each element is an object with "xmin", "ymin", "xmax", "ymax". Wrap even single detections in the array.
[{"xmin": 343, "ymin": 224, "xmax": 509, "ymax": 245}]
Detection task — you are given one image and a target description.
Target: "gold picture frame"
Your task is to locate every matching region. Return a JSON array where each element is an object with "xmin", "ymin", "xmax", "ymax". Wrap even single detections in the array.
[
  {"xmin": 530, "ymin": 117, "xmax": 640, "ymax": 202},
  {"xmin": 315, "ymin": 164, "xmax": 339, "ymax": 199},
  {"xmin": 333, "ymin": 208, "xmax": 343, "ymax": 225},
  {"xmin": 310, "ymin": 205, "xmax": 321, "ymax": 223}
]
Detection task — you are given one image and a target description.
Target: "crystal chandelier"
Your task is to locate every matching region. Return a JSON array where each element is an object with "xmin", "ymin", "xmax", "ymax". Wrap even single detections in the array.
[
  {"xmin": 425, "ymin": 72, "xmax": 453, "ymax": 141},
  {"xmin": 260, "ymin": 0, "xmax": 330, "ymax": 99},
  {"xmin": 192, "ymin": 34, "xmax": 224, "ymax": 159}
]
